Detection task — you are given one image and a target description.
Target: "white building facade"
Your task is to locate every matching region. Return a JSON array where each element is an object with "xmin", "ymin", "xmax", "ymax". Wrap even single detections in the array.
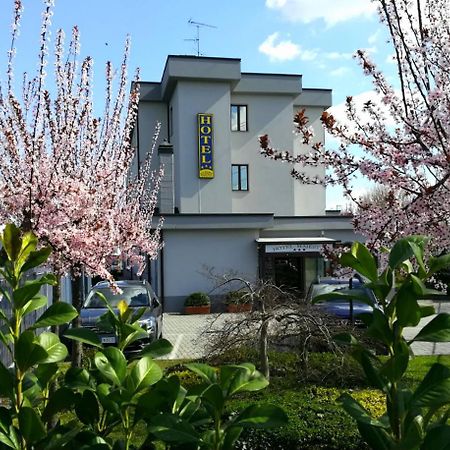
[{"xmin": 134, "ymin": 56, "xmax": 359, "ymax": 311}]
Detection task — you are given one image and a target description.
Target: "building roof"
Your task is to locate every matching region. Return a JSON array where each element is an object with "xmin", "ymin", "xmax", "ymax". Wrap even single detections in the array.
[{"xmin": 138, "ymin": 55, "xmax": 331, "ymax": 107}]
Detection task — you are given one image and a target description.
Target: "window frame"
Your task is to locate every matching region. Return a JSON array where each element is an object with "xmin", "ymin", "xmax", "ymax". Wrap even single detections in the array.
[
  {"xmin": 230, "ymin": 104, "xmax": 248, "ymax": 132},
  {"xmin": 231, "ymin": 164, "xmax": 249, "ymax": 191}
]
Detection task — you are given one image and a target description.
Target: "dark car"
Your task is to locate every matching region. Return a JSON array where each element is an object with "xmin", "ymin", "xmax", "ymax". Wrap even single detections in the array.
[
  {"xmin": 80, "ymin": 280, "xmax": 163, "ymax": 349},
  {"xmin": 307, "ymin": 277, "xmax": 377, "ymax": 324}
]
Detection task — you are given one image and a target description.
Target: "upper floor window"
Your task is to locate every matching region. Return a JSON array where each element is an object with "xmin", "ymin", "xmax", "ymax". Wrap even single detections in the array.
[
  {"xmin": 232, "ymin": 164, "xmax": 248, "ymax": 191},
  {"xmin": 231, "ymin": 105, "xmax": 248, "ymax": 132}
]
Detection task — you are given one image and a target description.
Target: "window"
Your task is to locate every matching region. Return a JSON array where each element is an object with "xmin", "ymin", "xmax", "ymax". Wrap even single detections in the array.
[
  {"xmin": 231, "ymin": 164, "xmax": 248, "ymax": 191},
  {"xmin": 231, "ymin": 105, "xmax": 248, "ymax": 131}
]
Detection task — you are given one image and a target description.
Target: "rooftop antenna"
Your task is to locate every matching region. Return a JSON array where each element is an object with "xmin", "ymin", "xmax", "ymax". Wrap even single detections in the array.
[{"xmin": 185, "ymin": 19, "xmax": 217, "ymax": 56}]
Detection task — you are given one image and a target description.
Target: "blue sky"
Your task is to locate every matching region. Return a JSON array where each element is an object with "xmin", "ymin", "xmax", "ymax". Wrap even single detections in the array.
[{"xmin": 0, "ymin": 0, "xmax": 396, "ymax": 209}]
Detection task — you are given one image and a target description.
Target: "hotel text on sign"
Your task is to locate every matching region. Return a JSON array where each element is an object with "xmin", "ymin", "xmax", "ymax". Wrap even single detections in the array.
[
  {"xmin": 265, "ymin": 243, "xmax": 323, "ymax": 253},
  {"xmin": 198, "ymin": 113, "xmax": 214, "ymax": 179}
]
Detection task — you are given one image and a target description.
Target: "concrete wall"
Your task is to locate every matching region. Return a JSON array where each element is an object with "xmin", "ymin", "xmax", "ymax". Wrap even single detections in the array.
[
  {"xmin": 171, "ymin": 80, "xmax": 233, "ymax": 213},
  {"xmin": 230, "ymin": 93, "xmax": 297, "ymax": 215},
  {"xmin": 162, "ymin": 228, "xmax": 259, "ymax": 311},
  {"xmin": 293, "ymin": 105, "xmax": 327, "ymax": 215}
]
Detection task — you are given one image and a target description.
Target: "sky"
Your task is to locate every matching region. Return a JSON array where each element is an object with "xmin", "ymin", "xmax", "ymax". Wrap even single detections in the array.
[{"xmin": 0, "ymin": 0, "xmax": 396, "ymax": 210}]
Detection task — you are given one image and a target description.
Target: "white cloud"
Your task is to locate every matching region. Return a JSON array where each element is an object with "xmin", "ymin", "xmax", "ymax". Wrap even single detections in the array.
[
  {"xmin": 329, "ymin": 90, "xmax": 396, "ymax": 128},
  {"xmin": 325, "ymin": 51, "xmax": 353, "ymax": 61},
  {"xmin": 330, "ymin": 66, "xmax": 351, "ymax": 77},
  {"xmin": 266, "ymin": 0, "xmax": 377, "ymax": 26},
  {"xmin": 368, "ymin": 29, "xmax": 381, "ymax": 45},
  {"xmin": 258, "ymin": 33, "xmax": 317, "ymax": 62},
  {"xmin": 385, "ymin": 53, "xmax": 396, "ymax": 64}
]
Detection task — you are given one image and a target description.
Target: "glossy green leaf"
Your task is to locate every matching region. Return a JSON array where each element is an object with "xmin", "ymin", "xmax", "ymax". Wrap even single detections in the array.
[
  {"xmin": 19, "ymin": 407, "xmax": 46, "ymax": 444},
  {"xmin": 121, "ymin": 323, "xmax": 147, "ymax": 350},
  {"xmin": 63, "ymin": 327, "xmax": 102, "ymax": 348},
  {"xmin": 42, "ymin": 387, "xmax": 79, "ymax": 422},
  {"xmin": 136, "ymin": 377, "xmax": 181, "ymax": 419},
  {"xmin": 0, "ymin": 408, "xmax": 18, "ymax": 449},
  {"xmin": 2, "ymin": 224, "xmax": 21, "ymax": 262},
  {"xmin": 223, "ymin": 426, "xmax": 244, "ymax": 450},
  {"xmin": 34, "ymin": 363, "xmax": 58, "ymax": 389},
  {"xmin": 65, "ymin": 367, "xmax": 90, "ymax": 388},
  {"xmin": 37, "ymin": 332, "xmax": 68, "ymax": 363},
  {"xmin": 147, "ymin": 413, "xmax": 200, "ymax": 444},
  {"xmin": 233, "ymin": 403, "xmax": 288, "ymax": 428},
  {"xmin": 389, "ymin": 238, "xmax": 415, "ymax": 269},
  {"xmin": 408, "ymin": 240, "xmax": 427, "ymax": 277},
  {"xmin": 185, "ymin": 363, "xmax": 218, "ymax": 384},
  {"xmin": 140, "ymin": 338, "xmax": 173, "ymax": 358},
  {"xmin": 0, "ymin": 362, "xmax": 13, "ymax": 399},
  {"xmin": 428, "ymin": 254, "xmax": 450, "ymax": 277},
  {"xmin": 130, "ymin": 306, "xmax": 147, "ymax": 323},
  {"xmin": 96, "ymin": 384, "xmax": 120, "ymax": 414},
  {"xmin": 15, "ymin": 232, "xmax": 38, "ymax": 275},
  {"xmin": 313, "ymin": 290, "xmax": 374, "ymax": 306},
  {"xmin": 380, "ymin": 340, "xmax": 409, "ymax": 382},
  {"xmin": 75, "ymin": 389, "xmax": 99, "ymax": 425},
  {"xmin": 413, "ymin": 313, "xmax": 450, "ymax": 342},
  {"xmin": 127, "ymin": 355, "xmax": 162, "ymax": 393},
  {"xmin": 36, "ymin": 273, "xmax": 58, "ymax": 286},
  {"xmin": 412, "ymin": 363, "xmax": 450, "ymax": 408},
  {"xmin": 21, "ymin": 295, "xmax": 47, "ymax": 317},
  {"xmin": 357, "ymin": 422, "xmax": 394, "ymax": 450},
  {"xmin": 333, "ymin": 332, "xmax": 360, "ymax": 346},
  {"xmin": 32, "ymin": 302, "xmax": 78, "ymax": 329},
  {"xmin": 221, "ymin": 364, "xmax": 269, "ymax": 396},
  {"xmin": 339, "ymin": 393, "xmax": 388, "ymax": 428},
  {"xmin": 353, "ymin": 349, "xmax": 386, "ymax": 391},
  {"xmin": 421, "ymin": 425, "xmax": 450, "ymax": 450},
  {"xmin": 366, "ymin": 309, "xmax": 392, "ymax": 347},
  {"xmin": 94, "ymin": 347, "xmax": 127, "ymax": 385},
  {"xmin": 16, "ymin": 331, "xmax": 48, "ymax": 372},
  {"xmin": 202, "ymin": 383, "xmax": 224, "ymax": 411},
  {"xmin": 13, "ymin": 283, "xmax": 41, "ymax": 309},
  {"xmin": 396, "ymin": 283, "xmax": 421, "ymax": 327},
  {"xmin": 20, "ymin": 248, "xmax": 52, "ymax": 274},
  {"xmin": 420, "ymin": 305, "xmax": 436, "ymax": 318},
  {"xmin": 340, "ymin": 242, "xmax": 378, "ymax": 282}
]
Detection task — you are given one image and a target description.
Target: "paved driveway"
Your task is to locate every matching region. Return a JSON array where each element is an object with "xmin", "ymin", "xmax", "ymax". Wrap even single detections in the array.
[{"xmin": 163, "ymin": 300, "xmax": 450, "ymax": 360}]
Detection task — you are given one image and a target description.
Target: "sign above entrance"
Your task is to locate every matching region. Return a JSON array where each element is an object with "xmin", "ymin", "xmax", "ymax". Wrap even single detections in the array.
[
  {"xmin": 198, "ymin": 113, "xmax": 214, "ymax": 179},
  {"xmin": 265, "ymin": 243, "xmax": 323, "ymax": 253}
]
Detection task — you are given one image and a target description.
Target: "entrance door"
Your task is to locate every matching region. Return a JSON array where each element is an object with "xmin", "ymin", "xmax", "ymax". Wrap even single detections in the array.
[{"xmin": 273, "ymin": 256, "xmax": 305, "ymax": 295}]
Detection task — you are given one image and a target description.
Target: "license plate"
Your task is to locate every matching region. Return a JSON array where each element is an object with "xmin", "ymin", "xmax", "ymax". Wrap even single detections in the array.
[{"xmin": 101, "ymin": 336, "xmax": 116, "ymax": 344}]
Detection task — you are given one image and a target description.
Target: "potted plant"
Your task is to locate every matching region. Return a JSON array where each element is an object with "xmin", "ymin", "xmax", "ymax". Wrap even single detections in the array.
[
  {"xmin": 225, "ymin": 290, "xmax": 252, "ymax": 313},
  {"xmin": 184, "ymin": 292, "xmax": 211, "ymax": 314}
]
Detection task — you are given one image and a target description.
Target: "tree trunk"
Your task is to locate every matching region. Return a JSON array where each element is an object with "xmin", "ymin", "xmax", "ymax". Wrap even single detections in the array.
[
  {"xmin": 71, "ymin": 273, "xmax": 83, "ymax": 367},
  {"xmin": 259, "ymin": 317, "xmax": 270, "ymax": 380},
  {"xmin": 51, "ymin": 281, "xmax": 60, "ymax": 336},
  {"xmin": 48, "ymin": 281, "xmax": 60, "ymax": 430}
]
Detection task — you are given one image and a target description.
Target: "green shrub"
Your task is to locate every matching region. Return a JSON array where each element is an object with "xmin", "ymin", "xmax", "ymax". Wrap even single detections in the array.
[
  {"xmin": 229, "ymin": 387, "xmax": 375, "ymax": 449},
  {"xmin": 225, "ymin": 290, "xmax": 251, "ymax": 305},
  {"xmin": 184, "ymin": 291, "xmax": 211, "ymax": 306}
]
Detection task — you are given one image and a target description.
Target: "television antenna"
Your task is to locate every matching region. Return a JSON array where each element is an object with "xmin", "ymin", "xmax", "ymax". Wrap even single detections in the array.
[{"xmin": 185, "ymin": 19, "xmax": 217, "ymax": 56}]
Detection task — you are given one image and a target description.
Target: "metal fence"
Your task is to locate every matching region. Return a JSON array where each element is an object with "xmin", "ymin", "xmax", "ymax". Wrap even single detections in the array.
[{"xmin": 0, "ymin": 271, "xmax": 53, "ymax": 367}]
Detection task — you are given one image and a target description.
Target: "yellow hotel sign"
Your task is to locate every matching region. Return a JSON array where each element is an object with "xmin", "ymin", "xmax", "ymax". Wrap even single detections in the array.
[{"xmin": 198, "ymin": 113, "xmax": 214, "ymax": 179}]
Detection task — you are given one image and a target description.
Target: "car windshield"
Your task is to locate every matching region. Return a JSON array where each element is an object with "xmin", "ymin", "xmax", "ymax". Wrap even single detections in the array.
[
  {"xmin": 84, "ymin": 286, "xmax": 149, "ymax": 308},
  {"xmin": 310, "ymin": 285, "xmax": 375, "ymax": 304}
]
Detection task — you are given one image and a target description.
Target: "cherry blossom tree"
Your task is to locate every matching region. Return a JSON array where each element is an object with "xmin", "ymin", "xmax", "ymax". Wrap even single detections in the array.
[
  {"xmin": 0, "ymin": 0, "xmax": 163, "ymax": 364},
  {"xmin": 0, "ymin": 0, "xmax": 162, "ymax": 279},
  {"xmin": 260, "ymin": 0, "xmax": 450, "ymax": 255}
]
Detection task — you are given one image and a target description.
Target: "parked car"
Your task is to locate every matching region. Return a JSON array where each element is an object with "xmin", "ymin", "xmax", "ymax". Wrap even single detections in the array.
[
  {"xmin": 80, "ymin": 280, "xmax": 163, "ymax": 350},
  {"xmin": 306, "ymin": 277, "xmax": 378, "ymax": 324}
]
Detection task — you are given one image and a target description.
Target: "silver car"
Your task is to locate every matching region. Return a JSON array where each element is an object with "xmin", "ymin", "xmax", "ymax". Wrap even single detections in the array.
[{"xmin": 80, "ymin": 280, "xmax": 163, "ymax": 349}]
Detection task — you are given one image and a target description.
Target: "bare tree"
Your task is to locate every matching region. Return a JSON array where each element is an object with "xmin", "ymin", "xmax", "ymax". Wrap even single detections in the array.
[{"xmin": 202, "ymin": 274, "xmax": 342, "ymax": 381}]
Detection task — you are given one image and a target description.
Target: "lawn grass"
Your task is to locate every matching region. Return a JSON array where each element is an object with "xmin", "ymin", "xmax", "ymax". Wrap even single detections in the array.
[{"xmin": 57, "ymin": 351, "xmax": 450, "ymax": 449}]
